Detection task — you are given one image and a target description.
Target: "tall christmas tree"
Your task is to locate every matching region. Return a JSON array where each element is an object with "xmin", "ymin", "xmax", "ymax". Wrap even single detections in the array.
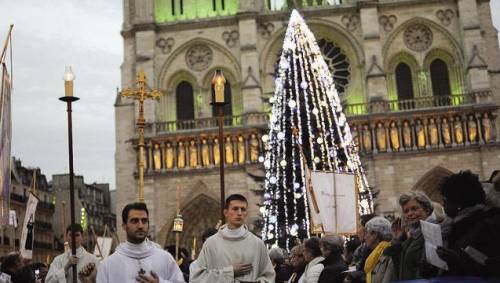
[{"xmin": 262, "ymin": 10, "xmax": 374, "ymax": 249}]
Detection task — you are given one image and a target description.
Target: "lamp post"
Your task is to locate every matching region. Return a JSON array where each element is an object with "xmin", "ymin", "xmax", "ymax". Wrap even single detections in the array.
[
  {"xmin": 120, "ymin": 70, "xmax": 162, "ymax": 202},
  {"xmin": 172, "ymin": 214, "xmax": 183, "ymax": 261},
  {"xmin": 59, "ymin": 66, "xmax": 78, "ymax": 283},
  {"xmin": 211, "ymin": 69, "xmax": 228, "ymax": 223}
]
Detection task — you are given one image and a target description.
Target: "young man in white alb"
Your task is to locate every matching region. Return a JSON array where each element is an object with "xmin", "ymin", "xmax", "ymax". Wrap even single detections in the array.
[{"xmin": 191, "ymin": 194, "xmax": 275, "ymax": 283}]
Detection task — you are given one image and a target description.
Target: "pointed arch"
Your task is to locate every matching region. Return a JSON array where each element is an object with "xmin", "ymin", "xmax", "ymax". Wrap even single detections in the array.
[
  {"xmin": 158, "ymin": 70, "xmax": 199, "ymax": 122},
  {"xmin": 424, "ymin": 49, "xmax": 465, "ymax": 98},
  {"xmin": 382, "ymin": 17, "xmax": 464, "ymax": 65},
  {"xmin": 158, "ymin": 38, "xmax": 241, "ymax": 90},
  {"xmin": 386, "ymin": 52, "xmax": 420, "ymax": 101},
  {"xmin": 163, "ymin": 194, "xmax": 220, "ymax": 255},
  {"xmin": 259, "ymin": 19, "xmax": 365, "ymax": 106},
  {"xmin": 411, "ymin": 166, "xmax": 454, "ymax": 203},
  {"xmin": 176, "ymin": 81, "xmax": 195, "ymax": 120}
]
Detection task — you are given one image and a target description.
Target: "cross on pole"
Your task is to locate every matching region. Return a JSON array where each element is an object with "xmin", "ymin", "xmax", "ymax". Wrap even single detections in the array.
[{"xmin": 121, "ymin": 70, "xmax": 162, "ymax": 202}]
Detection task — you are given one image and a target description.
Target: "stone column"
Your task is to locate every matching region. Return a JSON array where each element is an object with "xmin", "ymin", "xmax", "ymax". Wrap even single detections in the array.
[
  {"xmin": 360, "ymin": 2, "xmax": 388, "ymax": 101},
  {"xmin": 238, "ymin": 10, "xmax": 262, "ymax": 116},
  {"xmin": 477, "ymin": 1, "xmax": 500, "ymax": 142},
  {"xmin": 457, "ymin": 0, "xmax": 489, "ymax": 90}
]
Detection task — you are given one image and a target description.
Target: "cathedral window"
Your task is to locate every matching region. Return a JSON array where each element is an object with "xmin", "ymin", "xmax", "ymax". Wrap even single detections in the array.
[
  {"xmin": 176, "ymin": 81, "xmax": 195, "ymax": 120},
  {"xmin": 395, "ymin": 63, "xmax": 415, "ymax": 101},
  {"xmin": 430, "ymin": 59, "xmax": 451, "ymax": 97}
]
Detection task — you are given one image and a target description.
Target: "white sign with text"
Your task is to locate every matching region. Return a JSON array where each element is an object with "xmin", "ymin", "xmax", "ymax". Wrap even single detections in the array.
[{"xmin": 310, "ymin": 172, "xmax": 357, "ymax": 234}]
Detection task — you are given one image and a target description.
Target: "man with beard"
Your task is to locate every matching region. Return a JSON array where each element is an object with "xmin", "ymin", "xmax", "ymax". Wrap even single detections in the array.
[
  {"xmin": 96, "ymin": 202, "xmax": 184, "ymax": 283},
  {"xmin": 190, "ymin": 194, "xmax": 275, "ymax": 282}
]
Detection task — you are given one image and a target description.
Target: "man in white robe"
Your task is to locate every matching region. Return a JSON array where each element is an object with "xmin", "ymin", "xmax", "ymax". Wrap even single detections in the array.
[
  {"xmin": 190, "ymin": 194, "xmax": 275, "ymax": 283},
  {"xmin": 46, "ymin": 224, "xmax": 100, "ymax": 283},
  {"xmin": 96, "ymin": 202, "xmax": 184, "ymax": 283}
]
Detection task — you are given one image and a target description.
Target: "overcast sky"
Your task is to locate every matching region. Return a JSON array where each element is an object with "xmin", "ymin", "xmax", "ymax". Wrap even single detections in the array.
[{"xmin": 0, "ymin": 1, "xmax": 499, "ymax": 191}]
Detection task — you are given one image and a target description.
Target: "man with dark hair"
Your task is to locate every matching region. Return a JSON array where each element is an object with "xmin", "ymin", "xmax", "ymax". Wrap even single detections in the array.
[
  {"xmin": 97, "ymin": 202, "xmax": 184, "ymax": 283},
  {"xmin": 437, "ymin": 171, "xmax": 500, "ymax": 278},
  {"xmin": 191, "ymin": 194, "xmax": 275, "ymax": 282},
  {"xmin": 46, "ymin": 223, "xmax": 100, "ymax": 283},
  {"xmin": 299, "ymin": 237, "xmax": 325, "ymax": 282}
]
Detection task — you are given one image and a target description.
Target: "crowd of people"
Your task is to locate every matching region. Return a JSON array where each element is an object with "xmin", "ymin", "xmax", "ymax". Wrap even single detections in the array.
[{"xmin": 0, "ymin": 170, "xmax": 499, "ymax": 282}]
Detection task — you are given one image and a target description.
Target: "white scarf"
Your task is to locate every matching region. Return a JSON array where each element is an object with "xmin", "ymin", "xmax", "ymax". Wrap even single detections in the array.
[
  {"xmin": 116, "ymin": 239, "xmax": 157, "ymax": 259},
  {"xmin": 220, "ymin": 224, "xmax": 247, "ymax": 239}
]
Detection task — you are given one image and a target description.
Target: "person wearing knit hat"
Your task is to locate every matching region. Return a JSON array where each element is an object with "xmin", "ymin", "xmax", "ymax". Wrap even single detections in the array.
[{"xmin": 363, "ymin": 217, "xmax": 395, "ymax": 283}]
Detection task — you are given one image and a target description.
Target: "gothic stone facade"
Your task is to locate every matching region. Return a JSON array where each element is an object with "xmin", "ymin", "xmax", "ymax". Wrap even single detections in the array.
[{"xmin": 116, "ymin": 0, "xmax": 500, "ymax": 249}]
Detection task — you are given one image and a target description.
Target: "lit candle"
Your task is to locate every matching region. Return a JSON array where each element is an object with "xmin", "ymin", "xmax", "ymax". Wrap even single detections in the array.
[{"xmin": 63, "ymin": 66, "xmax": 75, "ymax": 97}]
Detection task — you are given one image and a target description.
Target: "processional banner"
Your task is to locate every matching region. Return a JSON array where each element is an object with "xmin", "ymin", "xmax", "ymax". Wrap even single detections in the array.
[
  {"xmin": 94, "ymin": 237, "xmax": 113, "ymax": 259},
  {"xmin": 0, "ymin": 64, "xmax": 11, "ymax": 227},
  {"xmin": 20, "ymin": 192, "xmax": 38, "ymax": 259},
  {"xmin": 310, "ymin": 172, "xmax": 357, "ymax": 234}
]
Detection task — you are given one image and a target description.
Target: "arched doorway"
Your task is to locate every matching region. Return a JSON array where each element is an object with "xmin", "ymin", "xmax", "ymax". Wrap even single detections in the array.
[
  {"xmin": 411, "ymin": 166, "xmax": 453, "ymax": 203},
  {"xmin": 164, "ymin": 194, "xmax": 220, "ymax": 256}
]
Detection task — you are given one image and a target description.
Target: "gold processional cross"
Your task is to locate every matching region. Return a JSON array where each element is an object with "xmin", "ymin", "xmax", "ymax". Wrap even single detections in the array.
[{"xmin": 120, "ymin": 70, "xmax": 163, "ymax": 202}]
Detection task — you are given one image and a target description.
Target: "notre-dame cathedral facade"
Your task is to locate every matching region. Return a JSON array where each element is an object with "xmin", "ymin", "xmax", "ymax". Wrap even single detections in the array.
[{"xmin": 115, "ymin": 0, "xmax": 500, "ymax": 251}]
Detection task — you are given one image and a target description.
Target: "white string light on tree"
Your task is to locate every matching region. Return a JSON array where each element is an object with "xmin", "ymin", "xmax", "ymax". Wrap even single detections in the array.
[{"xmin": 261, "ymin": 10, "xmax": 374, "ymax": 250}]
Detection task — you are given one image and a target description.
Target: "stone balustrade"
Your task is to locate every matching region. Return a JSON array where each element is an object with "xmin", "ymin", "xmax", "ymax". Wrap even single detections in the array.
[
  {"xmin": 349, "ymin": 106, "xmax": 497, "ymax": 154},
  {"xmin": 135, "ymin": 92, "xmax": 497, "ymax": 173},
  {"xmin": 140, "ymin": 130, "xmax": 264, "ymax": 173}
]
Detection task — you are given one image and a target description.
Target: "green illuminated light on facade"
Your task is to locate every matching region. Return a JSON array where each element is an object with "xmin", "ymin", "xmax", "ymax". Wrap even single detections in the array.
[{"xmin": 155, "ymin": 0, "xmax": 239, "ymax": 23}]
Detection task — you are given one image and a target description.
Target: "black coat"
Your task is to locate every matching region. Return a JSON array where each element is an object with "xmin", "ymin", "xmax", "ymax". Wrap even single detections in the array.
[
  {"xmin": 385, "ymin": 231, "xmax": 438, "ymax": 280},
  {"xmin": 443, "ymin": 207, "xmax": 500, "ymax": 278},
  {"xmin": 274, "ymin": 264, "xmax": 292, "ymax": 283},
  {"xmin": 318, "ymin": 255, "xmax": 347, "ymax": 283}
]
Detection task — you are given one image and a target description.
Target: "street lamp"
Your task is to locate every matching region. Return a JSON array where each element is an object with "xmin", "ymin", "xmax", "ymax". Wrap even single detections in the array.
[
  {"xmin": 59, "ymin": 66, "xmax": 79, "ymax": 283},
  {"xmin": 211, "ymin": 69, "xmax": 228, "ymax": 223},
  {"xmin": 172, "ymin": 214, "xmax": 183, "ymax": 261}
]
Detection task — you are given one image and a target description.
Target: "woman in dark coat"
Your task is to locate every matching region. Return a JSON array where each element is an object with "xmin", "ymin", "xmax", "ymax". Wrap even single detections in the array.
[
  {"xmin": 318, "ymin": 235, "xmax": 347, "ymax": 283},
  {"xmin": 437, "ymin": 170, "xmax": 500, "ymax": 278},
  {"xmin": 385, "ymin": 191, "xmax": 439, "ymax": 280}
]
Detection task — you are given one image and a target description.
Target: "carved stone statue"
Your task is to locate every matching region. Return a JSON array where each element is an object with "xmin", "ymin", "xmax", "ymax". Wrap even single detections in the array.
[
  {"xmin": 454, "ymin": 117, "xmax": 464, "ymax": 144},
  {"xmin": 249, "ymin": 133, "xmax": 259, "ymax": 162},
  {"xmin": 416, "ymin": 120, "xmax": 426, "ymax": 148},
  {"xmin": 213, "ymin": 138, "xmax": 220, "ymax": 165},
  {"xmin": 237, "ymin": 135, "xmax": 246, "ymax": 164},
  {"xmin": 428, "ymin": 118, "xmax": 439, "ymax": 146},
  {"xmin": 225, "ymin": 136, "xmax": 234, "ymax": 164},
  {"xmin": 402, "ymin": 121, "xmax": 412, "ymax": 148},
  {"xmin": 177, "ymin": 141, "xmax": 186, "ymax": 168},
  {"xmin": 376, "ymin": 122, "xmax": 387, "ymax": 151},
  {"xmin": 482, "ymin": 113, "xmax": 492, "ymax": 142},
  {"xmin": 362, "ymin": 125, "xmax": 372, "ymax": 152},
  {"xmin": 201, "ymin": 138, "xmax": 210, "ymax": 167},
  {"xmin": 442, "ymin": 118, "xmax": 451, "ymax": 145},
  {"xmin": 389, "ymin": 122, "xmax": 400, "ymax": 151},
  {"xmin": 165, "ymin": 142, "xmax": 174, "ymax": 169},
  {"xmin": 153, "ymin": 144, "xmax": 162, "ymax": 171},
  {"xmin": 189, "ymin": 139, "xmax": 198, "ymax": 168},
  {"xmin": 467, "ymin": 116, "xmax": 477, "ymax": 143}
]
